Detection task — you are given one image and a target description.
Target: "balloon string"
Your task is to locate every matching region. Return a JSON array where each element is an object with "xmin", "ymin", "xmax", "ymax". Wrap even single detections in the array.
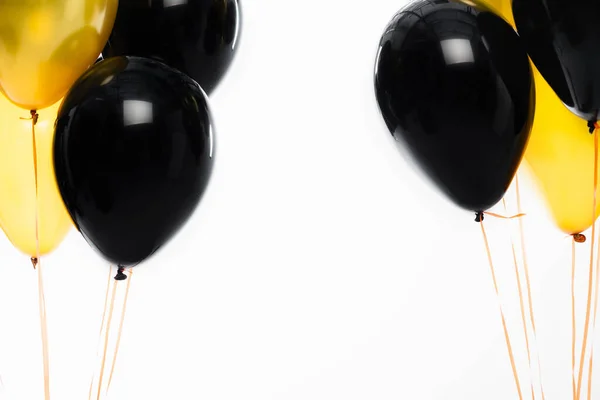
[
  {"xmin": 588, "ymin": 236, "xmax": 600, "ymax": 400},
  {"xmin": 106, "ymin": 269, "xmax": 133, "ymax": 393},
  {"xmin": 88, "ymin": 268, "xmax": 113, "ymax": 400},
  {"xmin": 96, "ymin": 278, "xmax": 117, "ymax": 400},
  {"xmin": 515, "ymin": 174, "xmax": 546, "ymax": 400},
  {"xmin": 483, "ymin": 211, "xmax": 526, "ymax": 220},
  {"xmin": 577, "ymin": 126, "xmax": 599, "ymax": 400},
  {"xmin": 587, "ymin": 122, "xmax": 600, "ymax": 400},
  {"xmin": 480, "ymin": 221, "xmax": 523, "ymax": 400},
  {"xmin": 573, "ymin": 238, "xmax": 578, "ymax": 400},
  {"xmin": 31, "ymin": 111, "xmax": 50, "ymax": 400},
  {"xmin": 37, "ymin": 259, "xmax": 50, "ymax": 400},
  {"xmin": 502, "ymin": 198, "xmax": 535, "ymax": 400},
  {"xmin": 588, "ymin": 234, "xmax": 600, "ymax": 400}
]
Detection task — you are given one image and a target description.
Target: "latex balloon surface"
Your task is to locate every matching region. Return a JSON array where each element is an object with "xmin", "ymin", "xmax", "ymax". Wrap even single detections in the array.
[
  {"xmin": 374, "ymin": 0, "xmax": 534, "ymax": 212},
  {"xmin": 0, "ymin": 0, "xmax": 118, "ymax": 110},
  {"xmin": 103, "ymin": 0, "xmax": 241, "ymax": 95},
  {"xmin": 512, "ymin": 0, "xmax": 600, "ymax": 121},
  {"xmin": 54, "ymin": 57, "xmax": 215, "ymax": 267},
  {"xmin": 526, "ymin": 68, "xmax": 600, "ymax": 234},
  {"xmin": 472, "ymin": 0, "xmax": 600, "ymax": 233},
  {"xmin": 0, "ymin": 95, "xmax": 72, "ymax": 256}
]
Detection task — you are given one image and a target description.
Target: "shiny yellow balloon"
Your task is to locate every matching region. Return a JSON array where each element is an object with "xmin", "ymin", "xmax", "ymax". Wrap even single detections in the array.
[
  {"xmin": 525, "ymin": 69, "xmax": 600, "ymax": 234},
  {"xmin": 0, "ymin": 95, "xmax": 72, "ymax": 256},
  {"xmin": 0, "ymin": 0, "xmax": 118, "ymax": 110},
  {"xmin": 470, "ymin": 0, "xmax": 600, "ymax": 234},
  {"xmin": 466, "ymin": 0, "xmax": 514, "ymax": 24}
]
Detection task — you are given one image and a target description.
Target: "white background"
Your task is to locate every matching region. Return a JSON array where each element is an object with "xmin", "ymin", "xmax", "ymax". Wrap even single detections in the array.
[{"xmin": 0, "ymin": 1, "xmax": 594, "ymax": 399}]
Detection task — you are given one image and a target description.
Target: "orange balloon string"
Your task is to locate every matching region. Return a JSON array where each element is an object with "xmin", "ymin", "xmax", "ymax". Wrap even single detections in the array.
[
  {"xmin": 515, "ymin": 174, "xmax": 546, "ymax": 400},
  {"xmin": 483, "ymin": 211, "xmax": 526, "ymax": 220},
  {"xmin": 31, "ymin": 111, "xmax": 51, "ymax": 400},
  {"xmin": 480, "ymin": 221, "xmax": 523, "ymax": 400},
  {"xmin": 106, "ymin": 269, "xmax": 134, "ymax": 393},
  {"xmin": 577, "ymin": 126, "xmax": 599, "ymax": 400},
  {"xmin": 502, "ymin": 198, "xmax": 535, "ymax": 399},
  {"xmin": 573, "ymin": 238, "xmax": 578, "ymax": 400},
  {"xmin": 88, "ymin": 268, "xmax": 113, "ymax": 400},
  {"xmin": 96, "ymin": 279, "xmax": 117, "ymax": 400},
  {"xmin": 587, "ymin": 122, "xmax": 600, "ymax": 400}
]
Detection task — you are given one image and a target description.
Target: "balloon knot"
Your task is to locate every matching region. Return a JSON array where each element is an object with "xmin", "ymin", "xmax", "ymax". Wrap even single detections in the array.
[
  {"xmin": 573, "ymin": 233, "xmax": 587, "ymax": 243},
  {"xmin": 114, "ymin": 266, "xmax": 128, "ymax": 281},
  {"xmin": 588, "ymin": 120, "xmax": 597, "ymax": 134},
  {"xmin": 30, "ymin": 257, "xmax": 38, "ymax": 269},
  {"xmin": 475, "ymin": 211, "xmax": 484, "ymax": 223},
  {"xmin": 30, "ymin": 110, "xmax": 38, "ymax": 126}
]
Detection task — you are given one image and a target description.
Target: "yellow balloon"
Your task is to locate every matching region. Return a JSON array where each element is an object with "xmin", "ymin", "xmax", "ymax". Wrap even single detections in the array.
[
  {"xmin": 525, "ymin": 69, "xmax": 600, "ymax": 234},
  {"xmin": 0, "ymin": 95, "xmax": 72, "ymax": 256},
  {"xmin": 0, "ymin": 0, "xmax": 118, "ymax": 110},
  {"xmin": 465, "ymin": 0, "xmax": 514, "ymax": 24},
  {"xmin": 468, "ymin": 0, "xmax": 600, "ymax": 234}
]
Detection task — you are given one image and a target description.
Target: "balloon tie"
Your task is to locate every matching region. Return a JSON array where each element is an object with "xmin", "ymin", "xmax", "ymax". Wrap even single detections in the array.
[
  {"xmin": 114, "ymin": 266, "xmax": 127, "ymax": 281},
  {"xmin": 475, "ymin": 211, "xmax": 484, "ymax": 222},
  {"xmin": 20, "ymin": 110, "xmax": 39, "ymax": 124},
  {"xmin": 31, "ymin": 110, "xmax": 38, "ymax": 125},
  {"xmin": 574, "ymin": 233, "xmax": 587, "ymax": 244}
]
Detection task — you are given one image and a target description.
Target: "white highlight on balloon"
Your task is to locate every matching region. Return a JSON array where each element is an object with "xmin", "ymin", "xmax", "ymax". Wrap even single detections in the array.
[
  {"xmin": 441, "ymin": 38, "xmax": 474, "ymax": 65},
  {"xmin": 123, "ymin": 100, "xmax": 153, "ymax": 126}
]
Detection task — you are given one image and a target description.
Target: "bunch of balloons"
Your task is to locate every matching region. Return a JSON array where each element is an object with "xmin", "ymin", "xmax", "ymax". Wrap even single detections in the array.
[
  {"xmin": 373, "ymin": 0, "xmax": 600, "ymax": 398},
  {"xmin": 0, "ymin": 0, "xmax": 241, "ymax": 272},
  {"xmin": 374, "ymin": 0, "xmax": 600, "ymax": 236}
]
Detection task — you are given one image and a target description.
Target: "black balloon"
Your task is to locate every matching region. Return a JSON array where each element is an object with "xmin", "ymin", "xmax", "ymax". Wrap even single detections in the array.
[
  {"xmin": 512, "ymin": 0, "xmax": 600, "ymax": 122},
  {"xmin": 53, "ymin": 57, "xmax": 215, "ymax": 267},
  {"xmin": 374, "ymin": 0, "xmax": 534, "ymax": 213},
  {"xmin": 103, "ymin": 0, "xmax": 241, "ymax": 95}
]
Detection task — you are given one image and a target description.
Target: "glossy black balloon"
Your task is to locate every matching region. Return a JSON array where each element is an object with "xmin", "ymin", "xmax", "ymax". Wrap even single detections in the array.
[
  {"xmin": 513, "ymin": 0, "xmax": 600, "ymax": 121},
  {"xmin": 53, "ymin": 57, "xmax": 215, "ymax": 267},
  {"xmin": 103, "ymin": 0, "xmax": 241, "ymax": 95},
  {"xmin": 374, "ymin": 0, "xmax": 534, "ymax": 212}
]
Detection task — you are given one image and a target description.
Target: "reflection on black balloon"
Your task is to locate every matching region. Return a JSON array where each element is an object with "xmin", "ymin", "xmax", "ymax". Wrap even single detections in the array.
[
  {"xmin": 374, "ymin": 0, "xmax": 534, "ymax": 212},
  {"xmin": 54, "ymin": 56, "xmax": 215, "ymax": 267},
  {"xmin": 513, "ymin": 0, "xmax": 600, "ymax": 121},
  {"xmin": 103, "ymin": 0, "xmax": 241, "ymax": 95}
]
